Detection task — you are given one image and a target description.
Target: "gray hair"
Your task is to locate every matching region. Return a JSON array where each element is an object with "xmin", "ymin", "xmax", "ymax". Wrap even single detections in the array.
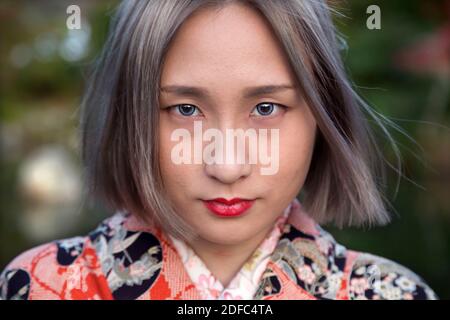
[{"xmin": 79, "ymin": 0, "xmax": 401, "ymax": 241}]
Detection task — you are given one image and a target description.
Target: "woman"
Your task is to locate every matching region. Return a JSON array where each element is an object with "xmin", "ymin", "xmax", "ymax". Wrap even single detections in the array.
[{"xmin": 0, "ymin": 0, "xmax": 437, "ymax": 300}]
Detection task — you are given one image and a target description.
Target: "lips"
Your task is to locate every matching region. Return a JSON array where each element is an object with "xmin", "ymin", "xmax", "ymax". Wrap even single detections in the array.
[{"xmin": 202, "ymin": 198, "xmax": 255, "ymax": 217}]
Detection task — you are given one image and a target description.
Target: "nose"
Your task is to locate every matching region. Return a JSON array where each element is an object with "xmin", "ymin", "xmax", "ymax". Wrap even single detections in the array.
[
  {"xmin": 203, "ymin": 121, "xmax": 252, "ymax": 184},
  {"xmin": 204, "ymin": 160, "xmax": 252, "ymax": 184},
  {"xmin": 202, "ymin": 116, "xmax": 253, "ymax": 184},
  {"xmin": 204, "ymin": 154, "xmax": 252, "ymax": 184}
]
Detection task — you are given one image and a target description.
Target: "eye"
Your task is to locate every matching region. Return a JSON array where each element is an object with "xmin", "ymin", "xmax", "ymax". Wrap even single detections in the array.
[
  {"xmin": 171, "ymin": 104, "xmax": 202, "ymax": 117},
  {"xmin": 251, "ymin": 102, "xmax": 285, "ymax": 117}
]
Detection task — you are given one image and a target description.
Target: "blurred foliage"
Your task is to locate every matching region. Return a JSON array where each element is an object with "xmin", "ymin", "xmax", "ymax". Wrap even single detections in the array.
[
  {"xmin": 0, "ymin": 0, "xmax": 449, "ymax": 298},
  {"xmin": 0, "ymin": 0, "xmax": 118, "ymax": 274},
  {"xmin": 328, "ymin": 0, "xmax": 450, "ymax": 299}
]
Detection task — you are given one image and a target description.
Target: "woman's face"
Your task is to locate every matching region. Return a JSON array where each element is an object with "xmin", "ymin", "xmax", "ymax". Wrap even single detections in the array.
[{"xmin": 159, "ymin": 3, "xmax": 317, "ymax": 246}]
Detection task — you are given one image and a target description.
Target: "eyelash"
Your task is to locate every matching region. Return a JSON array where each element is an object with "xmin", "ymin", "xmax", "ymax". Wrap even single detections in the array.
[{"xmin": 168, "ymin": 102, "xmax": 287, "ymax": 118}]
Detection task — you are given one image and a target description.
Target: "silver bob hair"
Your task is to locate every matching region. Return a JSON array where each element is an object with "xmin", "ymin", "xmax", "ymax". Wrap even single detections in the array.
[{"xmin": 80, "ymin": 0, "xmax": 401, "ymax": 242}]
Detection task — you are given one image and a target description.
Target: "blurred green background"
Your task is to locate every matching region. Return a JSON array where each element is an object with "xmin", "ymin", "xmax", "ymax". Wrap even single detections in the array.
[{"xmin": 0, "ymin": 0, "xmax": 449, "ymax": 299}]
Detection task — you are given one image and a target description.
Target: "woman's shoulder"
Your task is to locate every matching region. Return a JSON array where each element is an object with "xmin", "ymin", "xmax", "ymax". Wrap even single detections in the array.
[
  {"xmin": 0, "ymin": 211, "xmax": 133, "ymax": 300},
  {"xmin": 281, "ymin": 221, "xmax": 438, "ymax": 300},
  {"xmin": 346, "ymin": 250, "xmax": 438, "ymax": 300},
  {"xmin": 0, "ymin": 235, "xmax": 91, "ymax": 300}
]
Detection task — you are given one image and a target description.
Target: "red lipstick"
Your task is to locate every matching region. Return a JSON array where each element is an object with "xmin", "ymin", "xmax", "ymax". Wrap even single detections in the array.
[{"xmin": 203, "ymin": 198, "xmax": 255, "ymax": 217}]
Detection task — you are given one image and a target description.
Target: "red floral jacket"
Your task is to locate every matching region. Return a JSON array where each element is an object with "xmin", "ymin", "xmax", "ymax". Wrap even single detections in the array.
[{"xmin": 0, "ymin": 199, "xmax": 437, "ymax": 300}]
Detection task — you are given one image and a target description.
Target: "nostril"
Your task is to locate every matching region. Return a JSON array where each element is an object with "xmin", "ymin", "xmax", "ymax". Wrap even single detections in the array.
[{"xmin": 204, "ymin": 162, "xmax": 252, "ymax": 184}]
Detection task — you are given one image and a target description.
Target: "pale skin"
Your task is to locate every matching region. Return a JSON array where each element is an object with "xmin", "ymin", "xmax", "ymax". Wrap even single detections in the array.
[{"xmin": 159, "ymin": 2, "xmax": 317, "ymax": 287}]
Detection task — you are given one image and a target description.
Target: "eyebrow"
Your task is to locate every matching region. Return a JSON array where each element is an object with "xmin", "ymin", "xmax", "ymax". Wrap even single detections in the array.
[{"xmin": 159, "ymin": 84, "xmax": 297, "ymax": 99}]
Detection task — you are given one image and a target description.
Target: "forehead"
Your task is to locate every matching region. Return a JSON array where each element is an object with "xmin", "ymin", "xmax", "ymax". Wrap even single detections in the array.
[{"xmin": 160, "ymin": 3, "xmax": 297, "ymax": 89}]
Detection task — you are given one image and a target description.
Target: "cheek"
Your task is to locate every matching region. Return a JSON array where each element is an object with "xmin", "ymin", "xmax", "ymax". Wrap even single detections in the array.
[
  {"xmin": 278, "ymin": 111, "xmax": 316, "ymax": 182},
  {"xmin": 158, "ymin": 117, "xmax": 203, "ymax": 205},
  {"xmin": 158, "ymin": 119, "xmax": 172, "ymax": 176},
  {"xmin": 159, "ymin": 118, "xmax": 189, "ymax": 191}
]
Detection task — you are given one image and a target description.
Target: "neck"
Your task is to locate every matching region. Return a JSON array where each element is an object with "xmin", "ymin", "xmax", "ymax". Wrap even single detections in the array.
[{"xmin": 188, "ymin": 224, "xmax": 273, "ymax": 288}]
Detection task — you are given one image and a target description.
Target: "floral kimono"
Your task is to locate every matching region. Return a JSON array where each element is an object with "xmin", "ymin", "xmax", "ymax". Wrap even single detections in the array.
[{"xmin": 0, "ymin": 199, "xmax": 437, "ymax": 300}]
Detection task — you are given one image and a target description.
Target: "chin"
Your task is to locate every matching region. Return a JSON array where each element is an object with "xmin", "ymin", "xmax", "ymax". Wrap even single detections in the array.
[
  {"xmin": 195, "ymin": 222, "xmax": 260, "ymax": 246},
  {"xmin": 200, "ymin": 233, "xmax": 249, "ymax": 246}
]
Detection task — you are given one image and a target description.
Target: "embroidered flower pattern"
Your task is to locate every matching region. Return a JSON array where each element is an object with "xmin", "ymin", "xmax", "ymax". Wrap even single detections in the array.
[
  {"xmin": 349, "ymin": 253, "xmax": 437, "ymax": 300},
  {"xmin": 0, "ymin": 201, "xmax": 438, "ymax": 300}
]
